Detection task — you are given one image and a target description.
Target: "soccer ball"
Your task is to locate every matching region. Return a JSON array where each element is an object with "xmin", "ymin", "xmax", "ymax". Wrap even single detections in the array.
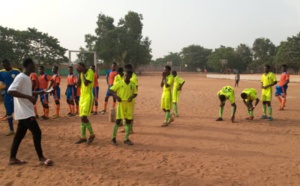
[{"xmin": 0, "ymin": 81, "xmax": 6, "ymax": 90}]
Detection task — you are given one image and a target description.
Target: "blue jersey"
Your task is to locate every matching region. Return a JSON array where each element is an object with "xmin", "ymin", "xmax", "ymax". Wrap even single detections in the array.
[{"xmin": 0, "ymin": 68, "xmax": 21, "ymax": 94}]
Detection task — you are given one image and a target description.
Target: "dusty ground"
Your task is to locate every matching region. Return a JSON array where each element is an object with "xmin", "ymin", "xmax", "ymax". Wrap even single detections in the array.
[{"xmin": 0, "ymin": 73, "xmax": 300, "ymax": 186}]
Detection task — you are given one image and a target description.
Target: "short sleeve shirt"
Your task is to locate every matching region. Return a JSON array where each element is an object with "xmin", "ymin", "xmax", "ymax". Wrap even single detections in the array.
[
  {"xmin": 80, "ymin": 69, "xmax": 94, "ymax": 99},
  {"xmin": 278, "ymin": 72, "xmax": 290, "ymax": 86},
  {"xmin": 38, "ymin": 74, "xmax": 52, "ymax": 89},
  {"xmin": 110, "ymin": 80, "xmax": 137, "ymax": 101},
  {"xmin": 163, "ymin": 74, "xmax": 174, "ymax": 92},
  {"xmin": 30, "ymin": 73, "xmax": 39, "ymax": 90},
  {"xmin": 242, "ymin": 88, "xmax": 257, "ymax": 101},
  {"xmin": 261, "ymin": 72, "xmax": 277, "ymax": 91},
  {"xmin": 217, "ymin": 86, "xmax": 235, "ymax": 104},
  {"xmin": 173, "ymin": 76, "xmax": 185, "ymax": 91}
]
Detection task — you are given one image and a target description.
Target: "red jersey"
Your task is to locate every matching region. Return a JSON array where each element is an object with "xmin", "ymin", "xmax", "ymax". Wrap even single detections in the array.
[
  {"xmin": 30, "ymin": 73, "xmax": 39, "ymax": 90},
  {"xmin": 38, "ymin": 74, "xmax": 52, "ymax": 89},
  {"xmin": 67, "ymin": 74, "xmax": 77, "ymax": 85}
]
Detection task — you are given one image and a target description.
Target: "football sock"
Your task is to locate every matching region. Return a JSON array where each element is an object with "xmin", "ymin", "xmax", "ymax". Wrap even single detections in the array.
[{"xmin": 81, "ymin": 123, "xmax": 86, "ymax": 139}]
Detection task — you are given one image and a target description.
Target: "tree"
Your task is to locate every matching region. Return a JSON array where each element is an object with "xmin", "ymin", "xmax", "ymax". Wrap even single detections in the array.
[
  {"xmin": 207, "ymin": 46, "xmax": 237, "ymax": 72},
  {"xmin": 252, "ymin": 38, "xmax": 276, "ymax": 69},
  {"xmin": 82, "ymin": 11, "xmax": 152, "ymax": 67},
  {"xmin": 181, "ymin": 45, "xmax": 212, "ymax": 71},
  {"xmin": 0, "ymin": 26, "xmax": 68, "ymax": 65},
  {"xmin": 235, "ymin": 44, "xmax": 253, "ymax": 72},
  {"xmin": 275, "ymin": 33, "xmax": 300, "ymax": 74}
]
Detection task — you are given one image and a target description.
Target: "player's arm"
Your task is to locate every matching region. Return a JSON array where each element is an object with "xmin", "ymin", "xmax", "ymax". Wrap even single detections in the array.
[
  {"xmin": 48, "ymin": 79, "xmax": 54, "ymax": 89},
  {"xmin": 128, "ymin": 94, "xmax": 137, "ymax": 102},
  {"xmin": 31, "ymin": 80, "xmax": 36, "ymax": 91},
  {"xmin": 77, "ymin": 74, "xmax": 81, "ymax": 87},
  {"xmin": 32, "ymin": 90, "xmax": 45, "ymax": 96},
  {"xmin": 178, "ymin": 81, "xmax": 185, "ymax": 91},
  {"xmin": 109, "ymin": 90, "xmax": 121, "ymax": 102},
  {"xmin": 83, "ymin": 72, "xmax": 92, "ymax": 86},
  {"xmin": 106, "ymin": 73, "xmax": 109, "ymax": 85},
  {"xmin": 253, "ymin": 98, "xmax": 260, "ymax": 109},
  {"xmin": 161, "ymin": 72, "xmax": 165, "ymax": 87}
]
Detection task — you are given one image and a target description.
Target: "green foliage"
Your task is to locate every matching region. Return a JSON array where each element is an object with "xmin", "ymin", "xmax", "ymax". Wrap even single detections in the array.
[
  {"xmin": 153, "ymin": 52, "xmax": 182, "ymax": 67},
  {"xmin": 251, "ymin": 38, "xmax": 276, "ymax": 69},
  {"xmin": 0, "ymin": 26, "xmax": 68, "ymax": 65},
  {"xmin": 207, "ymin": 46, "xmax": 237, "ymax": 72},
  {"xmin": 181, "ymin": 45, "xmax": 212, "ymax": 71},
  {"xmin": 82, "ymin": 11, "xmax": 152, "ymax": 67},
  {"xmin": 275, "ymin": 33, "xmax": 300, "ymax": 74}
]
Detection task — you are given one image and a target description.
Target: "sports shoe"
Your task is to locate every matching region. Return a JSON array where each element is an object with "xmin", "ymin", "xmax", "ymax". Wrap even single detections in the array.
[
  {"xmin": 169, "ymin": 117, "xmax": 175, "ymax": 124},
  {"xmin": 267, "ymin": 117, "xmax": 273, "ymax": 121},
  {"xmin": 111, "ymin": 138, "xmax": 117, "ymax": 146},
  {"xmin": 87, "ymin": 135, "xmax": 95, "ymax": 144},
  {"xmin": 278, "ymin": 107, "xmax": 284, "ymax": 111},
  {"xmin": 100, "ymin": 110, "xmax": 106, "ymax": 115},
  {"xmin": 161, "ymin": 122, "xmax": 169, "ymax": 127},
  {"xmin": 124, "ymin": 139, "xmax": 134, "ymax": 145},
  {"xmin": 5, "ymin": 131, "xmax": 15, "ymax": 136},
  {"xmin": 216, "ymin": 117, "xmax": 223, "ymax": 121},
  {"xmin": 75, "ymin": 138, "xmax": 87, "ymax": 144},
  {"xmin": 92, "ymin": 112, "xmax": 98, "ymax": 115},
  {"xmin": 246, "ymin": 116, "xmax": 254, "ymax": 120},
  {"xmin": 260, "ymin": 115, "xmax": 268, "ymax": 119},
  {"xmin": 67, "ymin": 112, "xmax": 72, "ymax": 116}
]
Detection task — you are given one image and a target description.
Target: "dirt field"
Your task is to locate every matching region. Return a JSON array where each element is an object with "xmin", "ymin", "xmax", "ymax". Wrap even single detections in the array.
[{"xmin": 0, "ymin": 73, "xmax": 300, "ymax": 186}]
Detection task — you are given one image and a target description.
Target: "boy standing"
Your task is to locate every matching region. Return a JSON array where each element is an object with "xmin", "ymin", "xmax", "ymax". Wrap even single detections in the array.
[
  {"xmin": 90, "ymin": 65, "xmax": 99, "ymax": 115},
  {"xmin": 161, "ymin": 66, "xmax": 174, "ymax": 127},
  {"xmin": 8, "ymin": 58, "xmax": 53, "ymax": 166},
  {"xmin": 275, "ymin": 64, "xmax": 290, "ymax": 111},
  {"xmin": 66, "ymin": 66, "xmax": 77, "ymax": 116},
  {"xmin": 0, "ymin": 59, "xmax": 20, "ymax": 136},
  {"xmin": 110, "ymin": 71, "xmax": 137, "ymax": 145},
  {"xmin": 172, "ymin": 71, "xmax": 185, "ymax": 117},
  {"xmin": 38, "ymin": 66, "xmax": 52, "ymax": 120},
  {"xmin": 75, "ymin": 63, "xmax": 95, "ymax": 144},
  {"xmin": 48, "ymin": 66, "xmax": 61, "ymax": 118},
  {"xmin": 261, "ymin": 65, "xmax": 277, "ymax": 121}
]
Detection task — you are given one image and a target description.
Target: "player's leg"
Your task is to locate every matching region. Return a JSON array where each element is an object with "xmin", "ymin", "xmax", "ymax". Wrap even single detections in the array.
[
  {"xmin": 101, "ymin": 86, "xmax": 111, "ymax": 114},
  {"xmin": 275, "ymin": 86, "xmax": 283, "ymax": 110},
  {"xmin": 66, "ymin": 87, "xmax": 72, "ymax": 115},
  {"xmin": 124, "ymin": 102, "xmax": 134, "ymax": 145},
  {"xmin": 53, "ymin": 88, "xmax": 60, "ymax": 118},
  {"xmin": 93, "ymin": 87, "xmax": 99, "ymax": 115},
  {"xmin": 112, "ymin": 102, "xmax": 123, "ymax": 144},
  {"xmin": 9, "ymin": 119, "xmax": 28, "ymax": 165},
  {"xmin": 280, "ymin": 85, "xmax": 287, "ymax": 110},
  {"xmin": 4, "ymin": 96, "xmax": 14, "ymax": 136},
  {"xmin": 161, "ymin": 92, "xmax": 173, "ymax": 127},
  {"xmin": 41, "ymin": 93, "xmax": 49, "ymax": 120},
  {"xmin": 261, "ymin": 92, "xmax": 268, "ymax": 119},
  {"xmin": 216, "ymin": 102, "xmax": 225, "ymax": 121},
  {"xmin": 246, "ymin": 101, "xmax": 254, "ymax": 120}
]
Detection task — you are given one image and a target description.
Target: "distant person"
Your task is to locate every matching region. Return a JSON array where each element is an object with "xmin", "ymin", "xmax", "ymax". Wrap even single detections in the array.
[
  {"xmin": 48, "ymin": 66, "xmax": 61, "ymax": 119},
  {"xmin": 37, "ymin": 66, "xmax": 52, "ymax": 120},
  {"xmin": 216, "ymin": 86, "xmax": 236, "ymax": 123},
  {"xmin": 241, "ymin": 88, "xmax": 260, "ymax": 120},
  {"xmin": 234, "ymin": 71, "xmax": 240, "ymax": 87},
  {"xmin": 260, "ymin": 65, "xmax": 277, "ymax": 121},
  {"xmin": 75, "ymin": 63, "xmax": 95, "ymax": 144},
  {"xmin": 66, "ymin": 66, "xmax": 77, "ymax": 116},
  {"xmin": 172, "ymin": 71, "xmax": 185, "ymax": 117},
  {"xmin": 100, "ymin": 63, "xmax": 117, "ymax": 114},
  {"xmin": 110, "ymin": 71, "xmax": 137, "ymax": 145},
  {"xmin": 161, "ymin": 66, "xmax": 174, "ymax": 127},
  {"xmin": 90, "ymin": 65, "xmax": 99, "ymax": 115},
  {"xmin": 275, "ymin": 64, "xmax": 290, "ymax": 111},
  {"xmin": 0, "ymin": 59, "xmax": 20, "ymax": 136},
  {"xmin": 204, "ymin": 69, "xmax": 207, "ymax": 74},
  {"xmin": 8, "ymin": 58, "xmax": 53, "ymax": 166}
]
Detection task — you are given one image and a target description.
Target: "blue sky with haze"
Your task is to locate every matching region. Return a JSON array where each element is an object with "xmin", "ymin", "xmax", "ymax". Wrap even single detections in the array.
[{"xmin": 1, "ymin": 0, "xmax": 300, "ymax": 59}]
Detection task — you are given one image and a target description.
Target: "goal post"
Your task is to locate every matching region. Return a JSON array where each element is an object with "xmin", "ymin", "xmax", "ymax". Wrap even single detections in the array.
[{"xmin": 68, "ymin": 50, "xmax": 98, "ymax": 71}]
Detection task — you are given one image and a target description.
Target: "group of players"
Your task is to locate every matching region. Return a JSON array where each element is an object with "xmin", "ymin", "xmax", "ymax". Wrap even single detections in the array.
[{"xmin": 216, "ymin": 64, "xmax": 290, "ymax": 122}]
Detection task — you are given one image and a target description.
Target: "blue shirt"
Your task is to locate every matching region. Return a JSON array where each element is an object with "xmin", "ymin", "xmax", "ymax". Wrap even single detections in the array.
[{"xmin": 0, "ymin": 68, "xmax": 21, "ymax": 95}]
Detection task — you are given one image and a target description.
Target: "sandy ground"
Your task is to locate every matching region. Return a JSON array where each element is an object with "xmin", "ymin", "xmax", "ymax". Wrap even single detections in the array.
[{"xmin": 0, "ymin": 73, "xmax": 300, "ymax": 186}]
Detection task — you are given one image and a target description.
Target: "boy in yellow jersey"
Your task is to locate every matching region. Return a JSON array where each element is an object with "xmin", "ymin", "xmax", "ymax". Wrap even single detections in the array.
[
  {"xmin": 74, "ymin": 63, "xmax": 95, "ymax": 144},
  {"xmin": 110, "ymin": 71, "xmax": 137, "ymax": 145},
  {"xmin": 113, "ymin": 67, "xmax": 124, "ymax": 84},
  {"xmin": 172, "ymin": 71, "xmax": 185, "ymax": 117},
  {"xmin": 261, "ymin": 65, "xmax": 277, "ymax": 121},
  {"xmin": 241, "ymin": 88, "xmax": 260, "ymax": 120},
  {"xmin": 124, "ymin": 64, "xmax": 138, "ymax": 133},
  {"xmin": 216, "ymin": 86, "xmax": 236, "ymax": 122},
  {"xmin": 161, "ymin": 66, "xmax": 174, "ymax": 127}
]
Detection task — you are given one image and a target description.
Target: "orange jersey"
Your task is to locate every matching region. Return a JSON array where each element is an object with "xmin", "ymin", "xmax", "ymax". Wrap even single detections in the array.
[
  {"xmin": 30, "ymin": 73, "xmax": 39, "ymax": 90},
  {"xmin": 107, "ymin": 70, "xmax": 117, "ymax": 85},
  {"xmin": 94, "ymin": 73, "xmax": 99, "ymax": 87},
  {"xmin": 278, "ymin": 72, "xmax": 290, "ymax": 86},
  {"xmin": 67, "ymin": 74, "xmax": 77, "ymax": 85},
  {"xmin": 38, "ymin": 74, "xmax": 52, "ymax": 89},
  {"xmin": 52, "ymin": 74, "xmax": 61, "ymax": 87}
]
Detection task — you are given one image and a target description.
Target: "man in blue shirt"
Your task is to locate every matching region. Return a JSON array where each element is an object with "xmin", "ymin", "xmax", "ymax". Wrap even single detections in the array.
[{"xmin": 0, "ymin": 59, "xmax": 20, "ymax": 136}]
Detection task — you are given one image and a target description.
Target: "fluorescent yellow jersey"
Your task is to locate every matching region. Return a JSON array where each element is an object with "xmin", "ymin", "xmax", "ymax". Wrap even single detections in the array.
[
  {"xmin": 80, "ymin": 69, "xmax": 94, "ymax": 99},
  {"xmin": 173, "ymin": 76, "xmax": 184, "ymax": 92},
  {"xmin": 113, "ymin": 74, "xmax": 124, "ymax": 85},
  {"xmin": 163, "ymin": 74, "xmax": 174, "ymax": 92},
  {"xmin": 110, "ymin": 80, "xmax": 137, "ymax": 101},
  {"xmin": 217, "ymin": 86, "xmax": 235, "ymax": 104},
  {"xmin": 261, "ymin": 72, "xmax": 276, "ymax": 92},
  {"xmin": 242, "ymin": 88, "xmax": 257, "ymax": 102},
  {"xmin": 130, "ymin": 73, "xmax": 138, "ymax": 87}
]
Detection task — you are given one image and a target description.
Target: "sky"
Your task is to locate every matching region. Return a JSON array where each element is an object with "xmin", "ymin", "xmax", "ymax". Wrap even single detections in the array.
[{"xmin": 1, "ymin": 0, "xmax": 300, "ymax": 60}]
